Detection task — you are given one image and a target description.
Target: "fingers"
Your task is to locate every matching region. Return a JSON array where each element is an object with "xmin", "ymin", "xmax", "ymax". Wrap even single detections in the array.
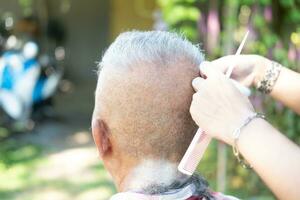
[
  {"xmin": 210, "ymin": 55, "xmax": 255, "ymax": 75},
  {"xmin": 199, "ymin": 61, "xmax": 212, "ymax": 77},
  {"xmin": 195, "ymin": 59, "xmax": 247, "ymax": 93},
  {"xmin": 192, "ymin": 77, "xmax": 205, "ymax": 91},
  {"xmin": 210, "ymin": 55, "xmax": 235, "ymax": 73},
  {"xmin": 194, "ymin": 61, "xmax": 227, "ymax": 92},
  {"xmin": 230, "ymin": 79, "xmax": 252, "ymax": 96},
  {"xmin": 199, "ymin": 61, "xmax": 223, "ymax": 79}
]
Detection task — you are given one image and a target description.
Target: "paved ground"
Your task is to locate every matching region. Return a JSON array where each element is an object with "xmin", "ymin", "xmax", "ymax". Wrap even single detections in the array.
[{"xmin": 0, "ymin": 80, "xmax": 116, "ymax": 200}]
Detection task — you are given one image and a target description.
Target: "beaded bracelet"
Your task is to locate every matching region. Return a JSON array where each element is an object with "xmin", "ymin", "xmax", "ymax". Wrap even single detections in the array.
[{"xmin": 232, "ymin": 113, "xmax": 265, "ymax": 169}]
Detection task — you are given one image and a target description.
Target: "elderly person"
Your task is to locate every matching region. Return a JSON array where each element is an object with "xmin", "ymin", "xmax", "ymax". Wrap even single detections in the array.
[{"xmin": 91, "ymin": 31, "xmax": 238, "ymax": 199}]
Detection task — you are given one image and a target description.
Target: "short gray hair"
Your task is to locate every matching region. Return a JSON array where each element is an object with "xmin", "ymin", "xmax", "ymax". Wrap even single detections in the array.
[
  {"xmin": 99, "ymin": 31, "xmax": 204, "ymax": 72},
  {"xmin": 96, "ymin": 30, "xmax": 204, "ymax": 159}
]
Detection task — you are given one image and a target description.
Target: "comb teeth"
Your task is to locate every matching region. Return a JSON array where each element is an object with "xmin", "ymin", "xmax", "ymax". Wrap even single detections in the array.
[{"xmin": 178, "ymin": 129, "xmax": 212, "ymax": 175}]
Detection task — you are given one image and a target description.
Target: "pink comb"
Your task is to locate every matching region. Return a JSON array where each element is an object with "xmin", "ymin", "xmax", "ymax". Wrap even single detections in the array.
[
  {"xmin": 178, "ymin": 31, "xmax": 250, "ymax": 176},
  {"xmin": 178, "ymin": 129, "xmax": 211, "ymax": 175}
]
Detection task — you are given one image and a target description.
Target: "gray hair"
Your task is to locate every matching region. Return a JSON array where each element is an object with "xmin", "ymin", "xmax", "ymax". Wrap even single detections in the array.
[
  {"xmin": 97, "ymin": 30, "xmax": 212, "ymax": 198},
  {"xmin": 96, "ymin": 31, "xmax": 212, "ymax": 198},
  {"xmin": 99, "ymin": 30, "xmax": 204, "ymax": 72},
  {"xmin": 142, "ymin": 174, "xmax": 214, "ymax": 199}
]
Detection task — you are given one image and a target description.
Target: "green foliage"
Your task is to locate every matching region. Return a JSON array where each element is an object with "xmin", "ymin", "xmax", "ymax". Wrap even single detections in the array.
[
  {"xmin": 164, "ymin": 6, "xmax": 200, "ymax": 25},
  {"xmin": 0, "ymin": 127, "xmax": 9, "ymax": 138},
  {"xmin": 158, "ymin": 0, "xmax": 300, "ymax": 198},
  {"xmin": 157, "ymin": 0, "xmax": 200, "ymax": 41},
  {"xmin": 18, "ymin": 0, "xmax": 33, "ymax": 16}
]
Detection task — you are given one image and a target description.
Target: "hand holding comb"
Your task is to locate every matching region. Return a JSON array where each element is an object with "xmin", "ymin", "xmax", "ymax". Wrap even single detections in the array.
[{"xmin": 178, "ymin": 31, "xmax": 251, "ymax": 175}]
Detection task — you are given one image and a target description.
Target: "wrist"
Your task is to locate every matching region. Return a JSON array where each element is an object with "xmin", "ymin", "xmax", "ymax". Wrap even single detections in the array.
[
  {"xmin": 237, "ymin": 117, "xmax": 269, "ymax": 149},
  {"xmin": 232, "ymin": 115, "xmax": 266, "ymax": 169},
  {"xmin": 226, "ymin": 110, "xmax": 256, "ymax": 146}
]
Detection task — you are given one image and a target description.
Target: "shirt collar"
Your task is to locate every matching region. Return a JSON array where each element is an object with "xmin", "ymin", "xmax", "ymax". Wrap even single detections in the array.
[{"xmin": 110, "ymin": 183, "xmax": 196, "ymax": 200}]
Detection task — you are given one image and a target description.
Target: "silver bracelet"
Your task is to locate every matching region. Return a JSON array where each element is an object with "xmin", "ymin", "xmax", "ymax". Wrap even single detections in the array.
[
  {"xmin": 232, "ymin": 113, "xmax": 265, "ymax": 169},
  {"xmin": 256, "ymin": 61, "xmax": 281, "ymax": 94}
]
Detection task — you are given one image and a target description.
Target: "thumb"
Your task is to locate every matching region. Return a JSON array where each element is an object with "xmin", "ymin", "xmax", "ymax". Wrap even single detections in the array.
[
  {"xmin": 200, "ymin": 61, "xmax": 223, "ymax": 79},
  {"xmin": 192, "ymin": 77, "xmax": 205, "ymax": 91}
]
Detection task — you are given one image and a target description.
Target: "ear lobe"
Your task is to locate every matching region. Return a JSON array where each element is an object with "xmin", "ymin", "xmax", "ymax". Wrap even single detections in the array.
[{"xmin": 92, "ymin": 119, "xmax": 111, "ymax": 157}]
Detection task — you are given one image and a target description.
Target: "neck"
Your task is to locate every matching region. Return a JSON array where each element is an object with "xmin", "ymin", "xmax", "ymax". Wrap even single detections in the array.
[{"xmin": 121, "ymin": 159, "xmax": 189, "ymax": 194}]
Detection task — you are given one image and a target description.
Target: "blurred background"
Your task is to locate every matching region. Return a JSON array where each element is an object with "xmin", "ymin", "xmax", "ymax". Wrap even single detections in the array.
[{"xmin": 0, "ymin": 0, "xmax": 299, "ymax": 200}]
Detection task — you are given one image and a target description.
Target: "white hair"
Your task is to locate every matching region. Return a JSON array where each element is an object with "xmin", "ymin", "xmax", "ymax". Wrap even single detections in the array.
[{"xmin": 99, "ymin": 30, "xmax": 204, "ymax": 72}]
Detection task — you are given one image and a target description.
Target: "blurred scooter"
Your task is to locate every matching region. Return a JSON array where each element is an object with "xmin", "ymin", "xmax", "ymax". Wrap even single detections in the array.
[{"xmin": 0, "ymin": 38, "xmax": 64, "ymax": 132}]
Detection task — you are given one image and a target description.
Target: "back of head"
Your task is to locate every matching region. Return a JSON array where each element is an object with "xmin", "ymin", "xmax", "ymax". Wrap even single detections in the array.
[{"xmin": 95, "ymin": 31, "xmax": 204, "ymax": 163}]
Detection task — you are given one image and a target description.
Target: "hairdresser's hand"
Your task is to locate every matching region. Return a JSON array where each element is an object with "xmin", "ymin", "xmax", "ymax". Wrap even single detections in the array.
[
  {"xmin": 210, "ymin": 54, "xmax": 271, "ymax": 87},
  {"xmin": 190, "ymin": 61, "xmax": 255, "ymax": 145}
]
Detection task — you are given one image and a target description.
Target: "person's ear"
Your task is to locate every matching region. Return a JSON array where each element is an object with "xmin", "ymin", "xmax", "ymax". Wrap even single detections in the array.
[{"xmin": 92, "ymin": 119, "xmax": 112, "ymax": 157}]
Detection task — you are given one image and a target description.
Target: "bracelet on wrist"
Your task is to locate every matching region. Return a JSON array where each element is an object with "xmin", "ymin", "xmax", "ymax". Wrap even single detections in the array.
[{"xmin": 232, "ymin": 113, "xmax": 265, "ymax": 169}]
